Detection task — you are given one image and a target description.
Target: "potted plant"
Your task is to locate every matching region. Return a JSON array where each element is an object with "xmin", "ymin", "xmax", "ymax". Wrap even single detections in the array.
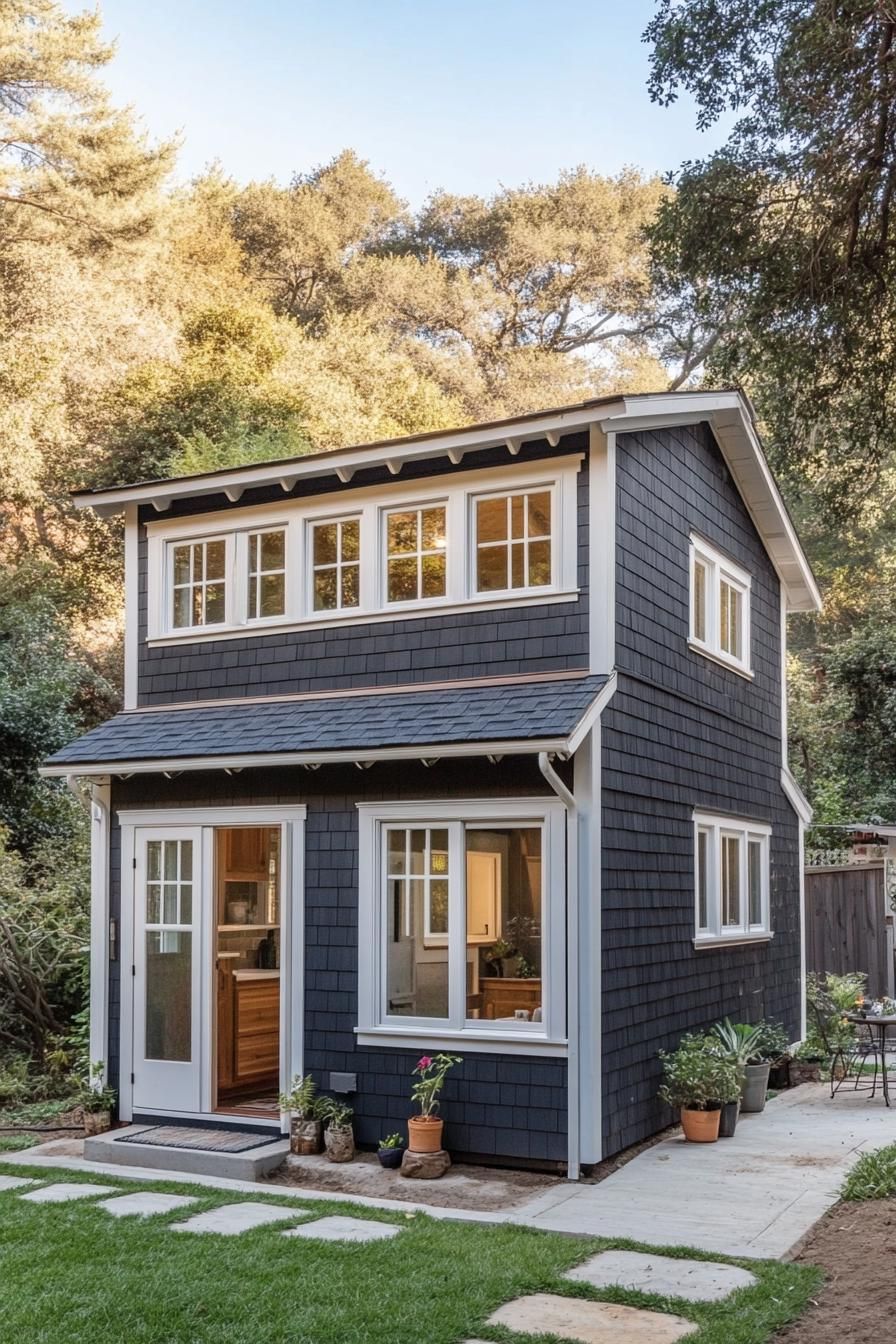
[
  {"xmin": 279, "ymin": 1073, "xmax": 323, "ymax": 1155},
  {"xmin": 407, "ymin": 1053, "xmax": 462, "ymax": 1152},
  {"xmin": 790, "ymin": 1041, "xmax": 825, "ymax": 1084},
  {"xmin": 377, "ymin": 1133, "xmax": 405, "ymax": 1169},
  {"xmin": 320, "ymin": 1099, "xmax": 355, "ymax": 1163},
  {"xmin": 658, "ymin": 1035, "xmax": 740, "ymax": 1143},
  {"xmin": 486, "ymin": 938, "xmax": 518, "ymax": 978},
  {"xmin": 80, "ymin": 1062, "xmax": 116, "ymax": 1135},
  {"xmin": 712, "ymin": 1019, "xmax": 781, "ymax": 1113}
]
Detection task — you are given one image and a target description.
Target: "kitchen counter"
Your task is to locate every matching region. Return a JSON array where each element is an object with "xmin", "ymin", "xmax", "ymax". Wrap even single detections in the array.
[{"xmin": 232, "ymin": 969, "xmax": 280, "ymax": 982}]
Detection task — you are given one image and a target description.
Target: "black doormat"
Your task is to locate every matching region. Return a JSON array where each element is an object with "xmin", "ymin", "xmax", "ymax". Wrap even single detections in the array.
[{"xmin": 117, "ymin": 1125, "xmax": 278, "ymax": 1153}]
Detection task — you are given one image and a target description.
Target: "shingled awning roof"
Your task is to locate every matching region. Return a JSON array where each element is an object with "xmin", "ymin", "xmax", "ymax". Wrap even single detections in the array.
[{"xmin": 42, "ymin": 674, "xmax": 609, "ymax": 777}]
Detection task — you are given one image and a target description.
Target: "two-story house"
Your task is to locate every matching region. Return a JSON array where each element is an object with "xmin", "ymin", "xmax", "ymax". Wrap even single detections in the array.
[{"xmin": 44, "ymin": 389, "xmax": 820, "ymax": 1175}]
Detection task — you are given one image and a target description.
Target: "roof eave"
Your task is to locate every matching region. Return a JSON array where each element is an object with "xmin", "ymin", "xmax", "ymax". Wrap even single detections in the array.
[{"xmin": 600, "ymin": 392, "xmax": 822, "ymax": 614}]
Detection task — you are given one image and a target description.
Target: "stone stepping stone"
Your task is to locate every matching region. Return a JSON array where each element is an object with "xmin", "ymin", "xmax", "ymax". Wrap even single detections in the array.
[
  {"xmin": 20, "ymin": 1182, "xmax": 118, "ymax": 1204},
  {"xmin": 565, "ymin": 1249, "xmax": 757, "ymax": 1303},
  {"xmin": 97, "ymin": 1191, "xmax": 198, "ymax": 1218},
  {"xmin": 0, "ymin": 1175, "xmax": 36, "ymax": 1192},
  {"xmin": 283, "ymin": 1214, "xmax": 400, "ymax": 1243},
  {"xmin": 173, "ymin": 1201, "xmax": 308, "ymax": 1235},
  {"xmin": 487, "ymin": 1293, "xmax": 697, "ymax": 1343}
]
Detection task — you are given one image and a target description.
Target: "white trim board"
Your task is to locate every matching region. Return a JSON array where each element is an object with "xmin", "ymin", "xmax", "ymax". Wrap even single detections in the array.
[{"xmin": 43, "ymin": 738, "xmax": 574, "ymax": 779}]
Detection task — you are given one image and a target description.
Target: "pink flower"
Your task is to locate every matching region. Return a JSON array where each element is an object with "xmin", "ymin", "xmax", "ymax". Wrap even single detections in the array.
[{"xmin": 417, "ymin": 1055, "xmax": 432, "ymax": 1070}]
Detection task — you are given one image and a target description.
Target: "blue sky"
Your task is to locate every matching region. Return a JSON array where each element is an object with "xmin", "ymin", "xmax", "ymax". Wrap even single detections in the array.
[{"xmin": 93, "ymin": 0, "xmax": 723, "ymax": 204}]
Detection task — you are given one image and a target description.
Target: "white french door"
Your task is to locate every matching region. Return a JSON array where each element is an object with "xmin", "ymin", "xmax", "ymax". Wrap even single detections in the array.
[{"xmin": 132, "ymin": 827, "xmax": 204, "ymax": 1113}]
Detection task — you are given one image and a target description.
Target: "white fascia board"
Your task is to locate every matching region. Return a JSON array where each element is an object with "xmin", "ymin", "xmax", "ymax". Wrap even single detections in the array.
[
  {"xmin": 39, "ymin": 735, "xmax": 571, "ymax": 779},
  {"xmin": 600, "ymin": 391, "xmax": 822, "ymax": 615},
  {"xmin": 781, "ymin": 766, "xmax": 814, "ymax": 824},
  {"xmin": 74, "ymin": 403, "xmax": 623, "ymax": 516},
  {"xmin": 566, "ymin": 671, "xmax": 618, "ymax": 755}
]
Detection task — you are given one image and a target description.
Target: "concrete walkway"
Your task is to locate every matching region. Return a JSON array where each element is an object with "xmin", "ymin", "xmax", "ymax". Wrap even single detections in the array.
[
  {"xmin": 516, "ymin": 1084, "xmax": 896, "ymax": 1258},
  {"xmin": 5, "ymin": 1084, "xmax": 895, "ymax": 1259}
]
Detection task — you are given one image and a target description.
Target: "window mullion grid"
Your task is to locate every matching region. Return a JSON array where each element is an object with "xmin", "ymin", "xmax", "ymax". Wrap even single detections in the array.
[
  {"xmin": 447, "ymin": 821, "xmax": 466, "ymax": 1031},
  {"xmin": 709, "ymin": 824, "xmax": 722, "ymax": 938}
]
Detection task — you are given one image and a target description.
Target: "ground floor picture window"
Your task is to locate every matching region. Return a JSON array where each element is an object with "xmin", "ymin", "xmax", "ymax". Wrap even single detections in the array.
[
  {"xmin": 358, "ymin": 799, "xmax": 565, "ymax": 1044},
  {"xmin": 693, "ymin": 810, "xmax": 771, "ymax": 943}
]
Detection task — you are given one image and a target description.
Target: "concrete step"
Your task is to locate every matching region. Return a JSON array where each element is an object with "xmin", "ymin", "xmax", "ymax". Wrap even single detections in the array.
[{"xmin": 84, "ymin": 1125, "xmax": 289, "ymax": 1182}]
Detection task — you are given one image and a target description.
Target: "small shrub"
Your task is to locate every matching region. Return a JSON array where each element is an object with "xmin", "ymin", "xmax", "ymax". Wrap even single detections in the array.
[
  {"xmin": 659, "ymin": 1033, "xmax": 742, "ymax": 1111},
  {"xmin": 842, "ymin": 1144, "xmax": 896, "ymax": 1201}
]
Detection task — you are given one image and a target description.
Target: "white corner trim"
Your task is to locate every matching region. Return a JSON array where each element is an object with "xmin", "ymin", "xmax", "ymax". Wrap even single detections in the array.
[
  {"xmin": 123, "ymin": 504, "xmax": 139, "ymax": 710},
  {"xmin": 589, "ymin": 424, "xmax": 615, "ymax": 673},
  {"xmin": 781, "ymin": 766, "xmax": 813, "ymax": 824},
  {"xmin": 89, "ymin": 781, "xmax": 111, "ymax": 1076}
]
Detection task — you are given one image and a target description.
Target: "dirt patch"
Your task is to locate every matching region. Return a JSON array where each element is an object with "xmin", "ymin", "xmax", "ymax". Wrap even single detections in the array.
[
  {"xmin": 262, "ymin": 1151, "xmax": 562, "ymax": 1211},
  {"xmin": 776, "ymin": 1196, "xmax": 896, "ymax": 1343}
]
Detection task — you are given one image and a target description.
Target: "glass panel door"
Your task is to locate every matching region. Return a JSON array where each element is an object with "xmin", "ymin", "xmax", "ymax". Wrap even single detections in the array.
[{"xmin": 132, "ymin": 827, "xmax": 203, "ymax": 1113}]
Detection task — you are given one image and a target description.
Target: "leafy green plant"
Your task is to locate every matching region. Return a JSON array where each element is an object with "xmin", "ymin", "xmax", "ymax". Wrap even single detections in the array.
[
  {"xmin": 378, "ymin": 1132, "xmax": 404, "ymax": 1150},
  {"xmin": 710, "ymin": 1018, "xmax": 765, "ymax": 1066},
  {"xmin": 806, "ymin": 972, "xmax": 867, "ymax": 1056},
  {"xmin": 318, "ymin": 1098, "xmax": 353, "ymax": 1130},
  {"xmin": 79, "ymin": 1062, "xmax": 116, "ymax": 1115},
  {"xmin": 659, "ymin": 1034, "xmax": 742, "ymax": 1112},
  {"xmin": 410, "ymin": 1053, "xmax": 462, "ymax": 1117},
  {"xmin": 278, "ymin": 1072, "xmax": 317, "ymax": 1118},
  {"xmin": 842, "ymin": 1144, "xmax": 896, "ymax": 1202}
]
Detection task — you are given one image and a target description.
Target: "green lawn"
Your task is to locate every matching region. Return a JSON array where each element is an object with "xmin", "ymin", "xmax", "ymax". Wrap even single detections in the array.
[
  {"xmin": 0, "ymin": 1161, "xmax": 819, "ymax": 1344},
  {"xmin": 841, "ymin": 1141, "xmax": 896, "ymax": 1201}
]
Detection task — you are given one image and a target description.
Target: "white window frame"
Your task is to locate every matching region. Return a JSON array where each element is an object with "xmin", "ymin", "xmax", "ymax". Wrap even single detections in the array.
[
  {"xmin": 688, "ymin": 534, "xmax": 753, "ymax": 677},
  {"xmin": 307, "ymin": 512, "xmax": 362, "ymax": 614},
  {"xmin": 356, "ymin": 798, "xmax": 567, "ymax": 1055},
  {"xmin": 246, "ymin": 526, "xmax": 288, "ymax": 623},
  {"xmin": 381, "ymin": 500, "xmax": 450, "ymax": 608},
  {"xmin": 144, "ymin": 456, "xmax": 582, "ymax": 642},
  {"xmin": 168, "ymin": 533, "xmax": 233, "ymax": 633},
  {"xmin": 470, "ymin": 482, "xmax": 556, "ymax": 597},
  {"xmin": 693, "ymin": 810, "xmax": 771, "ymax": 946}
]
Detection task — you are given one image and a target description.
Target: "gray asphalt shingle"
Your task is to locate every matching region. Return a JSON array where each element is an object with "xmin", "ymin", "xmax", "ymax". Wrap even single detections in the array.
[{"xmin": 46, "ymin": 674, "xmax": 606, "ymax": 766}]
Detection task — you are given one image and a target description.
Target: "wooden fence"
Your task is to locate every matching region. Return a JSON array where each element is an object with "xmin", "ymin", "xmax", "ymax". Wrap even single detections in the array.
[{"xmin": 804, "ymin": 862, "xmax": 895, "ymax": 997}]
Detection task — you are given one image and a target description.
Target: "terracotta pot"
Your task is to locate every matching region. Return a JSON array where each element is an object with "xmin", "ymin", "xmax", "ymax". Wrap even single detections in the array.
[
  {"xmin": 290, "ymin": 1117, "xmax": 322, "ymax": 1156},
  {"xmin": 83, "ymin": 1110, "xmax": 111, "ymax": 1136},
  {"xmin": 680, "ymin": 1107, "xmax": 720, "ymax": 1143},
  {"xmin": 408, "ymin": 1114, "xmax": 444, "ymax": 1153},
  {"xmin": 324, "ymin": 1126, "xmax": 354, "ymax": 1163}
]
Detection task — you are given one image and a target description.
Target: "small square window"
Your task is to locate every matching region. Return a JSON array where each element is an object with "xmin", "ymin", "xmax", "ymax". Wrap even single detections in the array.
[
  {"xmin": 170, "ymin": 539, "xmax": 228, "ymax": 629},
  {"xmin": 474, "ymin": 489, "xmax": 552, "ymax": 593},
  {"xmin": 311, "ymin": 518, "xmax": 361, "ymax": 612},
  {"xmin": 385, "ymin": 506, "xmax": 446, "ymax": 603}
]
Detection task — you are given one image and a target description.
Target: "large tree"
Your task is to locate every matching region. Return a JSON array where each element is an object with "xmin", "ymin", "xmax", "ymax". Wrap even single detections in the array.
[{"xmin": 645, "ymin": 0, "xmax": 896, "ymax": 498}]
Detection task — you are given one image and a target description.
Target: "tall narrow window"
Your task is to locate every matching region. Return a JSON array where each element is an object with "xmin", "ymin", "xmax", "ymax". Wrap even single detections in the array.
[
  {"xmin": 689, "ymin": 537, "xmax": 751, "ymax": 674},
  {"xmin": 475, "ymin": 489, "xmax": 552, "ymax": 593},
  {"xmin": 721, "ymin": 834, "xmax": 741, "ymax": 926},
  {"xmin": 693, "ymin": 812, "xmax": 770, "ymax": 942},
  {"xmin": 748, "ymin": 838, "xmax": 763, "ymax": 926},
  {"xmin": 696, "ymin": 827, "xmax": 710, "ymax": 932},
  {"xmin": 385, "ymin": 506, "xmax": 446, "ymax": 603},
  {"xmin": 385, "ymin": 827, "xmax": 449, "ymax": 1019},
  {"xmin": 171, "ymin": 539, "xmax": 227, "ymax": 629},
  {"xmin": 248, "ymin": 529, "xmax": 286, "ymax": 619},
  {"xmin": 144, "ymin": 839, "xmax": 193, "ymax": 1060},
  {"xmin": 312, "ymin": 518, "xmax": 360, "ymax": 611}
]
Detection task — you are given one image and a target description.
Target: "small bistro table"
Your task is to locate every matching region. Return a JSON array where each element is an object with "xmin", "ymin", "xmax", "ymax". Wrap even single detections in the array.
[{"xmin": 831, "ymin": 1013, "xmax": 896, "ymax": 1108}]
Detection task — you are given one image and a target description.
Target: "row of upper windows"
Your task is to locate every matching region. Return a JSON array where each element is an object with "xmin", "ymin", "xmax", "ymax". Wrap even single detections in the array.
[
  {"xmin": 147, "ymin": 465, "xmax": 573, "ymax": 640},
  {"xmin": 170, "ymin": 491, "xmax": 550, "ymax": 631}
]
